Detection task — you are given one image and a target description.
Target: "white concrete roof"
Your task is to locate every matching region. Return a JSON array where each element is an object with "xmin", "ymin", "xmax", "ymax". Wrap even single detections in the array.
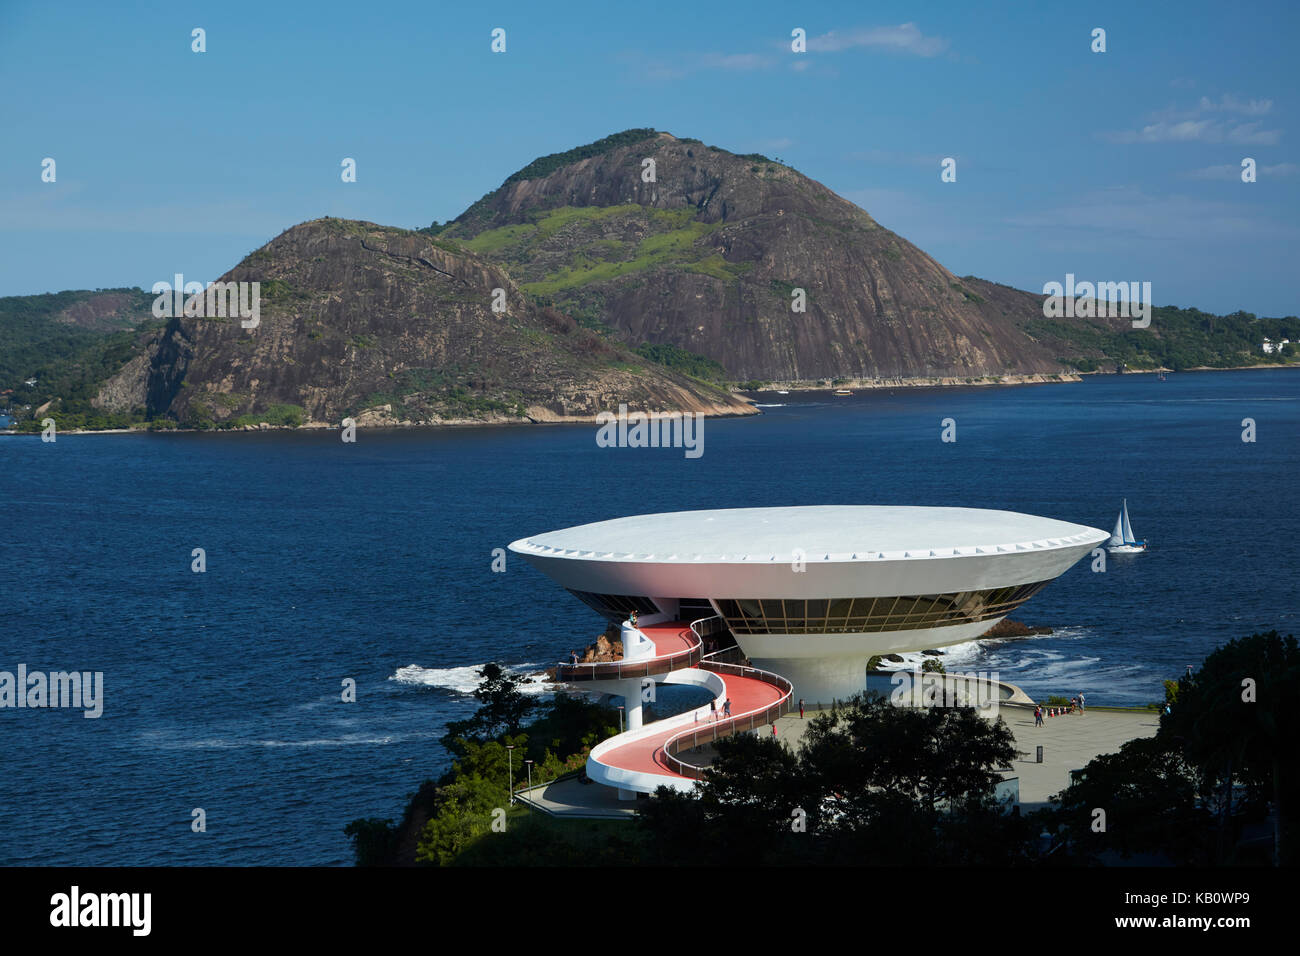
[{"xmin": 510, "ymin": 506, "xmax": 1108, "ymax": 564}]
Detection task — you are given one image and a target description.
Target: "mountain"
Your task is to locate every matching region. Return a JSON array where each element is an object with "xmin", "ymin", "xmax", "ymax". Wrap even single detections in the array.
[
  {"xmin": 438, "ymin": 129, "xmax": 1090, "ymax": 383},
  {"xmin": 5, "ymin": 129, "xmax": 1296, "ymax": 434},
  {"xmin": 0, "ymin": 289, "xmax": 157, "ymax": 417},
  {"xmin": 92, "ymin": 218, "xmax": 752, "ymax": 428},
  {"xmin": 0, "ymin": 289, "xmax": 153, "ymax": 384}
]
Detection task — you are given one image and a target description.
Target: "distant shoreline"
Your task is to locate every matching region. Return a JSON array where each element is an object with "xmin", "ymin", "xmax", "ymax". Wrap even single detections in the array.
[
  {"xmin": 744, "ymin": 362, "xmax": 1299, "ymax": 396},
  {"xmin": 745, "ymin": 371, "xmax": 1080, "ymax": 394},
  {"xmin": 3, "ymin": 363, "xmax": 1296, "ymax": 437},
  {"xmin": 0, "ymin": 407, "xmax": 758, "ymax": 437}
]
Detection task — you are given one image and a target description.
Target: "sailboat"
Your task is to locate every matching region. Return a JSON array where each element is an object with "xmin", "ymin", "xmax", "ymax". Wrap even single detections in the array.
[{"xmin": 1107, "ymin": 499, "xmax": 1147, "ymax": 553}]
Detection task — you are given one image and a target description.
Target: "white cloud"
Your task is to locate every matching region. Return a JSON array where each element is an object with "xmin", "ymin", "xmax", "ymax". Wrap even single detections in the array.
[
  {"xmin": 1198, "ymin": 94, "xmax": 1273, "ymax": 115},
  {"xmin": 1105, "ymin": 120, "xmax": 1218, "ymax": 143},
  {"xmin": 808, "ymin": 23, "xmax": 948, "ymax": 57},
  {"xmin": 1106, "ymin": 94, "xmax": 1282, "ymax": 145},
  {"xmin": 621, "ymin": 22, "xmax": 949, "ymax": 82},
  {"xmin": 1227, "ymin": 121, "xmax": 1281, "ymax": 145},
  {"xmin": 1184, "ymin": 162, "xmax": 1298, "ymax": 180}
]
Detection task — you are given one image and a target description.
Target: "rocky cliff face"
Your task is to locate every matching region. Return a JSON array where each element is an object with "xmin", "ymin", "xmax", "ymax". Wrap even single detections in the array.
[
  {"xmin": 95, "ymin": 218, "xmax": 754, "ymax": 426},
  {"xmin": 441, "ymin": 130, "xmax": 1073, "ymax": 383}
]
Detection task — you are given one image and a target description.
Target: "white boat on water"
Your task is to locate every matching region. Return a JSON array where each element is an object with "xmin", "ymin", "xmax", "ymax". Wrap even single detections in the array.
[{"xmin": 1107, "ymin": 499, "xmax": 1147, "ymax": 553}]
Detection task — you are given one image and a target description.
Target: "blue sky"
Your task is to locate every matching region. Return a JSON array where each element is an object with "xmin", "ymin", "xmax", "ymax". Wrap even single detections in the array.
[{"xmin": 1, "ymin": 0, "xmax": 1296, "ymax": 315}]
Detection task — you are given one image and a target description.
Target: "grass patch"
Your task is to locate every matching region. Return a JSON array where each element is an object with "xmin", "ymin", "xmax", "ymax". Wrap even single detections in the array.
[
  {"xmin": 463, "ymin": 223, "xmax": 537, "ymax": 255},
  {"xmin": 520, "ymin": 217, "xmax": 724, "ymax": 295},
  {"xmin": 231, "ymin": 404, "xmax": 305, "ymax": 428},
  {"xmin": 685, "ymin": 255, "xmax": 752, "ymax": 281},
  {"xmin": 635, "ymin": 342, "xmax": 728, "ymax": 382}
]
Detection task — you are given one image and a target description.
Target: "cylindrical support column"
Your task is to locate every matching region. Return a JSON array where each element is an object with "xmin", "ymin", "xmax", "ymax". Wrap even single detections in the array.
[
  {"xmin": 616, "ymin": 678, "xmax": 645, "ymax": 801},
  {"xmin": 621, "ymin": 678, "xmax": 644, "ymax": 732}
]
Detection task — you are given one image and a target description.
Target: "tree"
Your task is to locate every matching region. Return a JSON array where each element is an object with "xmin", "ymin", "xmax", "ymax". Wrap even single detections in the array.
[
  {"xmin": 1163, "ymin": 631, "xmax": 1300, "ymax": 864},
  {"xmin": 639, "ymin": 733, "xmax": 806, "ymax": 865},
  {"xmin": 342, "ymin": 817, "xmax": 398, "ymax": 866},
  {"xmin": 637, "ymin": 692, "xmax": 1027, "ymax": 864},
  {"xmin": 1163, "ymin": 679, "xmax": 1180, "ymax": 706},
  {"xmin": 440, "ymin": 662, "xmax": 536, "ymax": 754},
  {"xmin": 636, "ymin": 786, "xmax": 716, "ymax": 865},
  {"xmin": 414, "ymin": 774, "xmax": 502, "ymax": 865},
  {"xmin": 399, "ymin": 673, "xmax": 625, "ymax": 866},
  {"xmin": 802, "ymin": 693, "xmax": 1018, "ymax": 820},
  {"xmin": 1052, "ymin": 734, "xmax": 1210, "ymax": 864}
]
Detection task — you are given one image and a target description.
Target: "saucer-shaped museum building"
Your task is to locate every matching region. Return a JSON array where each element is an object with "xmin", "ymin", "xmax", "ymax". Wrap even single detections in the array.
[{"xmin": 510, "ymin": 506, "xmax": 1107, "ymax": 700}]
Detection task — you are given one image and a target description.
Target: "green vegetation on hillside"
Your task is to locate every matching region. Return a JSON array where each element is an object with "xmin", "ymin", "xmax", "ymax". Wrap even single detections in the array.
[
  {"xmin": 459, "ymin": 204, "xmax": 746, "ymax": 299},
  {"xmin": 344, "ymin": 365, "xmax": 527, "ymax": 422},
  {"xmin": 634, "ymin": 342, "xmax": 729, "ymax": 383},
  {"xmin": 231, "ymin": 404, "xmax": 305, "ymax": 428},
  {"xmin": 502, "ymin": 129, "xmax": 661, "ymax": 188},
  {"xmin": 344, "ymin": 663, "xmax": 622, "ymax": 866},
  {"xmin": 1027, "ymin": 306, "xmax": 1300, "ymax": 372},
  {"xmin": 443, "ymin": 129, "xmax": 662, "ymax": 233},
  {"xmin": 1, "ymin": 289, "xmax": 162, "ymax": 431},
  {"xmin": 0, "ymin": 289, "xmax": 152, "ymax": 388}
]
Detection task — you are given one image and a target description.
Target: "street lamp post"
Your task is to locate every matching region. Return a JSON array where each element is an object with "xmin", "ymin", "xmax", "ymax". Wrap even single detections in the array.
[
  {"xmin": 525, "ymin": 759, "xmax": 534, "ymax": 794},
  {"xmin": 506, "ymin": 744, "xmax": 515, "ymax": 805},
  {"xmin": 618, "ymin": 705, "xmax": 624, "ymax": 733}
]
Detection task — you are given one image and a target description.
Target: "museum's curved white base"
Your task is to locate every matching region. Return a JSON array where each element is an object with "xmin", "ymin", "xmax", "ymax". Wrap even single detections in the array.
[{"xmin": 741, "ymin": 617, "xmax": 1008, "ymax": 702}]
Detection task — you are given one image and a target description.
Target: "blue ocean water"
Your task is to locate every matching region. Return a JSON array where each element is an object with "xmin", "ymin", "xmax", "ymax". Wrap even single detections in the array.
[{"xmin": 1, "ymin": 369, "xmax": 1296, "ymax": 865}]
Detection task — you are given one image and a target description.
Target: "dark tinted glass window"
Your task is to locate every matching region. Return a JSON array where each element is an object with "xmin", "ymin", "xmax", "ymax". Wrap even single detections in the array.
[
  {"xmin": 714, "ymin": 580, "xmax": 1051, "ymax": 634},
  {"xmin": 566, "ymin": 590, "xmax": 660, "ymax": 621}
]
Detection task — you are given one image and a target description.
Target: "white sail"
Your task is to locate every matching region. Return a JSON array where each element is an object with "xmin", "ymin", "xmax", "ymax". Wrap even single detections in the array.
[
  {"xmin": 1121, "ymin": 500, "xmax": 1135, "ymax": 543},
  {"xmin": 1109, "ymin": 511, "xmax": 1124, "ymax": 547}
]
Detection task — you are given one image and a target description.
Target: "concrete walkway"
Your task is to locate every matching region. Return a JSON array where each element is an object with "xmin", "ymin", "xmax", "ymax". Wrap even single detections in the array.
[{"xmin": 517, "ymin": 775, "xmax": 642, "ymax": 818}]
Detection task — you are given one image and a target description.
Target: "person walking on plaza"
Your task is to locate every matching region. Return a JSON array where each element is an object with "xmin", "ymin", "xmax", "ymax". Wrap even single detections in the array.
[
  {"xmin": 723, "ymin": 698, "xmax": 731, "ymax": 718},
  {"xmin": 629, "ymin": 609, "xmax": 638, "ymax": 628},
  {"xmin": 771, "ymin": 723, "xmax": 778, "ymax": 738},
  {"xmin": 1034, "ymin": 705, "xmax": 1043, "ymax": 727},
  {"xmin": 1078, "ymin": 692, "xmax": 1086, "ymax": 713},
  {"xmin": 710, "ymin": 698, "xmax": 717, "ymax": 721},
  {"xmin": 799, "ymin": 698, "xmax": 805, "ymax": 718}
]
